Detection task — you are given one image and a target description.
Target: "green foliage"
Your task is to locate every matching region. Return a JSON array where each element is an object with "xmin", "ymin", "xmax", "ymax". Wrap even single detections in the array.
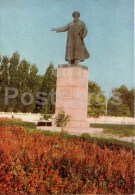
[
  {"xmin": 40, "ymin": 103, "xmax": 53, "ymax": 121},
  {"xmin": 38, "ymin": 130, "xmax": 60, "ymax": 136},
  {"xmin": 0, "ymin": 53, "xmax": 134, "ymax": 118},
  {"xmin": 80, "ymin": 135, "xmax": 134, "ymax": 150},
  {"xmin": 40, "ymin": 112, "xmax": 52, "ymax": 121},
  {"xmin": 0, "ymin": 55, "xmax": 10, "ymax": 111},
  {"xmin": 80, "ymin": 133, "xmax": 91, "ymax": 140},
  {"xmin": 0, "ymin": 52, "xmax": 42, "ymax": 113},
  {"xmin": 40, "ymin": 63, "xmax": 56, "ymax": 113},
  {"xmin": 88, "ymin": 81, "xmax": 106, "ymax": 117},
  {"xmin": 108, "ymin": 100, "xmax": 131, "ymax": 117},
  {"xmin": 129, "ymin": 88, "xmax": 134, "ymax": 116},
  {"xmin": 108, "ymin": 85, "xmax": 134, "ymax": 117},
  {"xmin": 55, "ymin": 110, "xmax": 70, "ymax": 130},
  {"xmin": 42, "ymin": 63, "xmax": 56, "ymax": 94},
  {"xmin": 9, "ymin": 52, "xmax": 20, "ymax": 86},
  {"xmin": 90, "ymin": 123, "xmax": 135, "ymax": 137},
  {"xmin": 31, "ymin": 129, "xmax": 134, "ymax": 150},
  {"xmin": 40, "ymin": 113, "xmax": 52, "ymax": 121},
  {"xmin": 1, "ymin": 118, "xmax": 134, "ymax": 150},
  {"xmin": 0, "ymin": 118, "xmax": 36, "ymax": 129}
]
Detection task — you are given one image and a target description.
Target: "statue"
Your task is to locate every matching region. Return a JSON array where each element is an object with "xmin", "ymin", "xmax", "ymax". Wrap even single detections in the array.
[{"xmin": 51, "ymin": 11, "xmax": 90, "ymax": 64}]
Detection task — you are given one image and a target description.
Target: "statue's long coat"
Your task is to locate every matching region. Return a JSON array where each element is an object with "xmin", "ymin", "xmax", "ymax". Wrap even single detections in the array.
[{"xmin": 56, "ymin": 20, "xmax": 90, "ymax": 62}]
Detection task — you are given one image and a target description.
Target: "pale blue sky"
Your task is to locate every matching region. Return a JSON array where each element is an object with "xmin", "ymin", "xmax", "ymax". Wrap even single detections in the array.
[{"xmin": 0, "ymin": 0, "xmax": 134, "ymax": 96}]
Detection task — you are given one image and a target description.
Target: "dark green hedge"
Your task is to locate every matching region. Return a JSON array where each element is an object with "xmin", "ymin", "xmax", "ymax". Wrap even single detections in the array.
[{"xmin": 0, "ymin": 121, "xmax": 36, "ymax": 129}]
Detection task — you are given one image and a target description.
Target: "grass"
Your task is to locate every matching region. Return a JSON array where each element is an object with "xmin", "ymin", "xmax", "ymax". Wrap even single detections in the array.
[
  {"xmin": 0, "ymin": 119, "xmax": 36, "ymax": 129},
  {"xmin": 0, "ymin": 118, "xmax": 134, "ymax": 150},
  {"xmin": 28, "ymin": 129, "xmax": 134, "ymax": 151},
  {"xmin": 90, "ymin": 123, "xmax": 135, "ymax": 137}
]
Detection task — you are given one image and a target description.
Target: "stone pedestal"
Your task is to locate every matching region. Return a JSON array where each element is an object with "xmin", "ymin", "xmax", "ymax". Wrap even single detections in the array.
[
  {"xmin": 55, "ymin": 64, "xmax": 90, "ymax": 132},
  {"xmin": 37, "ymin": 64, "xmax": 103, "ymax": 134}
]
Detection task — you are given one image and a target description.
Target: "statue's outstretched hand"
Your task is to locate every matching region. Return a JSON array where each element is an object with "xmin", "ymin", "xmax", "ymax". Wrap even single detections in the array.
[
  {"xmin": 51, "ymin": 28, "xmax": 60, "ymax": 32},
  {"xmin": 51, "ymin": 28, "xmax": 57, "ymax": 31}
]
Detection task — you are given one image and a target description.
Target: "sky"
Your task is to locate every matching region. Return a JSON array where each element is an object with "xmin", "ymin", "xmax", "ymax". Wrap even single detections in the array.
[{"xmin": 0, "ymin": 0, "xmax": 134, "ymax": 96}]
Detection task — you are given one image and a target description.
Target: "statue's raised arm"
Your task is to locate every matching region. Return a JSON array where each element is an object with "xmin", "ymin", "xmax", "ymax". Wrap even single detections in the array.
[
  {"xmin": 51, "ymin": 11, "xmax": 90, "ymax": 64},
  {"xmin": 51, "ymin": 25, "xmax": 68, "ymax": 32}
]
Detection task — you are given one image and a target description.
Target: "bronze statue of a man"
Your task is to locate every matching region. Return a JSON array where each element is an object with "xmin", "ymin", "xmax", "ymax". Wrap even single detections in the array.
[{"xmin": 51, "ymin": 11, "xmax": 90, "ymax": 64}]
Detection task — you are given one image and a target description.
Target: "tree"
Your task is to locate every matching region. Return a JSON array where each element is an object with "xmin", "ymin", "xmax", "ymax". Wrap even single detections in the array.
[
  {"xmin": 16, "ymin": 60, "xmax": 42, "ymax": 113},
  {"xmin": 0, "ymin": 55, "xmax": 9, "ymax": 111},
  {"xmin": 108, "ymin": 99, "xmax": 131, "ymax": 117},
  {"xmin": 7, "ymin": 52, "xmax": 20, "ymax": 111},
  {"xmin": 0, "ymin": 53, "xmax": 42, "ymax": 112},
  {"xmin": 27, "ymin": 64, "xmax": 42, "ymax": 112},
  {"xmin": 1, "ymin": 52, "xmax": 134, "ymax": 117},
  {"xmin": 108, "ymin": 85, "xmax": 134, "ymax": 117},
  {"xmin": 0, "ymin": 55, "xmax": 9, "ymax": 86},
  {"xmin": 129, "ymin": 88, "xmax": 134, "ymax": 117},
  {"xmin": 55, "ymin": 109, "xmax": 70, "ymax": 131},
  {"xmin": 35, "ymin": 63, "xmax": 56, "ymax": 114},
  {"xmin": 9, "ymin": 52, "xmax": 20, "ymax": 87},
  {"xmin": 88, "ymin": 81, "xmax": 106, "ymax": 117}
]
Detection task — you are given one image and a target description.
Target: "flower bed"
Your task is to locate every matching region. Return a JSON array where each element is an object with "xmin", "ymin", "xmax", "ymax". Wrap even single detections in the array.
[{"xmin": 0, "ymin": 125, "xmax": 134, "ymax": 194}]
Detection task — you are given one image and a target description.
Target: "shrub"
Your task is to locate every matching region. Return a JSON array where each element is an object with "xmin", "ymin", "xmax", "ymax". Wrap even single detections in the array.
[
  {"xmin": 0, "ymin": 126, "xmax": 134, "ymax": 194},
  {"xmin": 40, "ymin": 113, "xmax": 52, "ymax": 121},
  {"xmin": 0, "ymin": 117, "xmax": 36, "ymax": 129},
  {"xmin": 80, "ymin": 133, "xmax": 91, "ymax": 140},
  {"xmin": 55, "ymin": 110, "xmax": 70, "ymax": 131}
]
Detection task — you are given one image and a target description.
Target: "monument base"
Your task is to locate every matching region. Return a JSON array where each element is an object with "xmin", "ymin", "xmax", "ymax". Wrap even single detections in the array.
[
  {"xmin": 54, "ymin": 64, "xmax": 103, "ymax": 134},
  {"xmin": 36, "ymin": 64, "xmax": 103, "ymax": 134}
]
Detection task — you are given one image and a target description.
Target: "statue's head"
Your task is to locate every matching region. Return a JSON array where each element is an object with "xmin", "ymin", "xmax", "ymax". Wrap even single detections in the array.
[{"xmin": 72, "ymin": 11, "xmax": 80, "ymax": 20}]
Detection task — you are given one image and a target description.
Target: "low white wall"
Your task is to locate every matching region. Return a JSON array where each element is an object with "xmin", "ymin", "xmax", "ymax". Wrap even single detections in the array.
[
  {"xmin": 0, "ymin": 112, "xmax": 41, "ymax": 123},
  {"xmin": 87, "ymin": 116, "xmax": 135, "ymax": 125},
  {"xmin": 0, "ymin": 112, "xmax": 134, "ymax": 125}
]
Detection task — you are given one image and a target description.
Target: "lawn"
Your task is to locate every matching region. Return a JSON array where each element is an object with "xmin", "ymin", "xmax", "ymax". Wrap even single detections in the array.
[
  {"xmin": 90, "ymin": 123, "xmax": 135, "ymax": 137},
  {"xmin": 0, "ymin": 117, "xmax": 36, "ymax": 129}
]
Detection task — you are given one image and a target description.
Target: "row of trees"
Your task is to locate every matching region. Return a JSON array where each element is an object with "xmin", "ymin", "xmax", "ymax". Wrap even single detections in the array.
[
  {"xmin": 0, "ymin": 52, "xmax": 42, "ymax": 112},
  {"xmin": 0, "ymin": 52, "xmax": 134, "ymax": 117},
  {"xmin": 88, "ymin": 82, "xmax": 134, "ymax": 117}
]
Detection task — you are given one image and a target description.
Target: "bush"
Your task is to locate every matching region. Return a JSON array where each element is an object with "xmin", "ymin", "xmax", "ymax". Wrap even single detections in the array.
[
  {"xmin": 0, "ymin": 117, "xmax": 36, "ymax": 129},
  {"xmin": 29, "ymin": 129, "xmax": 134, "ymax": 150},
  {"xmin": 40, "ymin": 113, "xmax": 52, "ymax": 121},
  {"xmin": 81, "ymin": 136, "xmax": 134, "ymax": 150},
  {"xmin": 55, "ymin": 110, "xmax": 70, "ymax": 130},
  {"xmin": 80, "ymin": 133, "xmax": 91, "ymax": 140}
]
